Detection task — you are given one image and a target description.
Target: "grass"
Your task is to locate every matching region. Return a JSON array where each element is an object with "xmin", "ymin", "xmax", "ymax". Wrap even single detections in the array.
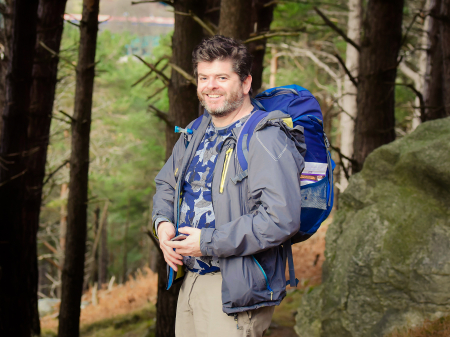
[{"xmin": 41, "ymin": 304, "xmax": 156, "ymax": 337}]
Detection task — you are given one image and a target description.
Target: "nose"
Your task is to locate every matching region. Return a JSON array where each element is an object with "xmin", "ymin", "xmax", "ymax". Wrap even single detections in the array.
[{"xmin": 206, "ymin": 77, "xmax": 218, "ymax": 90}]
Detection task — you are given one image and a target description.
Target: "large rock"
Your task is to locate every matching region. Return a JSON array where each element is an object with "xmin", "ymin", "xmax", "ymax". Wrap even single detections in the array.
[{"xmin": 295, "ymin": 118, "xmax": 450, "ymax": 337}]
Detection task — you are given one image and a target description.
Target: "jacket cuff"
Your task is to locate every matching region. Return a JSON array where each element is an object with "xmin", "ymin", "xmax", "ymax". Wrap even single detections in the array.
[
  {"xmin": 153, "ymin": 217, "xmax": 171, "ymax": 239},
  {"xmin": 200, "ymin": 228, "xmax": 215, "ymax": 256}
]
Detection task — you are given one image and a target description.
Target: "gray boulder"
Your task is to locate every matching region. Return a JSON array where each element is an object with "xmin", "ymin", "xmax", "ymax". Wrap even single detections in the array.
[{"xmin": 295, "ymin": 118, "xmax": 450, "ymax": 337}]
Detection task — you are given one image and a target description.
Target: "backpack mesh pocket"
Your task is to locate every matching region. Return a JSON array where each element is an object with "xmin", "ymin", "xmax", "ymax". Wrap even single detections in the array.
[{"xmin": 301, "ymin": 177, "xmax": 327, "ymax": 210}]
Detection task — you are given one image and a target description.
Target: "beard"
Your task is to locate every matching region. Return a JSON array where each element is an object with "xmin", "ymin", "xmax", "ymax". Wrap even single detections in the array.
[{"xmin": 197, "ymin": 88, "xmax": 245, "ymax": 118}]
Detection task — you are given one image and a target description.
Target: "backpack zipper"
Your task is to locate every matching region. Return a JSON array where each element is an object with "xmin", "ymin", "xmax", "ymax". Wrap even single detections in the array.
[
  {"xmin": 256, "ymin": 88, "xmax": 299, "ymax": 99},
  {"xmin": 219, "ymin": 147, "xmax": 233, "ymax": 194},
  {"xmin": 251, "ymin": 255, "xmax": 274, "ymax": 300}
]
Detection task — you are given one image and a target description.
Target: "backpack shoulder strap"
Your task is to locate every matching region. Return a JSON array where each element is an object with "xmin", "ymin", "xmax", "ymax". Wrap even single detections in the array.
[
  {"xmin": 191, "ymin": 115, "xmax": 204, "ymax": 131},
  {"xmin": 231, "ymin": 110, "xmax": 268, "ymax": 184}
]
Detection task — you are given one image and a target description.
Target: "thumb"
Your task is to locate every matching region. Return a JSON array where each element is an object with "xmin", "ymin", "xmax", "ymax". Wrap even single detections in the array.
[{"xmin": 178, "ymin": 227, "xmax": 195, "ymax": 234}]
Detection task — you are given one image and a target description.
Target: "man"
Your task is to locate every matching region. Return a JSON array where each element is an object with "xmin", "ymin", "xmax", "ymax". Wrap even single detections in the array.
[{"xmin": 152, "ymin": 35, "xmax": 304, "ymax": 337}]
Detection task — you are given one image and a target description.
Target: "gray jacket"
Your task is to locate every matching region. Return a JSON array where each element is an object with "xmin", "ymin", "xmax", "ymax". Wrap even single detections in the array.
[{"xmin": 152, "ymin": 110, "xmax": 305, "ymax": 314}]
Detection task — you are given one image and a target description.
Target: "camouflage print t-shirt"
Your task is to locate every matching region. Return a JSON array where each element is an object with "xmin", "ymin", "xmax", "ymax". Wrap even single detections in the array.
[{"xmin": 179, "ymin": 115, "xmax": 249, "ymax": 274}]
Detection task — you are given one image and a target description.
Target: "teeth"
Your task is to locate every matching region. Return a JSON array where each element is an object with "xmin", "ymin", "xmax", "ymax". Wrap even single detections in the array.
[{"xmin": 207, "ymin": 95, "xmax": 221, "ymax": 98}]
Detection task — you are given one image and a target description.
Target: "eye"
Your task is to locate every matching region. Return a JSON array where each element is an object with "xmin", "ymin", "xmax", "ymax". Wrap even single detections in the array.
[{"xmin": 219, "ymin": 76, "xmax": 227, "ymax": 80}]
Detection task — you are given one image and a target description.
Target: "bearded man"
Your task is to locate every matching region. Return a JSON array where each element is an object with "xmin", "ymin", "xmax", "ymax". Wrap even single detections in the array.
[{"xmin": 152, "ymin": 35, "xmax": 304, "ymax": 337}]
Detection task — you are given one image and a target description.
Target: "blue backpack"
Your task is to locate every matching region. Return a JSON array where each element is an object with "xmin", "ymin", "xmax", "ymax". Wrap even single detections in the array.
[{"xmin": 180, "ymin": 84, "xmax": 335, "ymax": 287}]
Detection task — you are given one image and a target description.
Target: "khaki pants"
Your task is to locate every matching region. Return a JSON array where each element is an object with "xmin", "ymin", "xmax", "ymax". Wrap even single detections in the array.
[{"xmin": 175, "ymin": 271, "xmax": 275, "ymax": 337}]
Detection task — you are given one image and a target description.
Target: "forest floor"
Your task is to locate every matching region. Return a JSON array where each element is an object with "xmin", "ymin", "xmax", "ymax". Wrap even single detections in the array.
[{"xmin": 40, "ymin": 219, "xmax": 330, "ymax": 337}]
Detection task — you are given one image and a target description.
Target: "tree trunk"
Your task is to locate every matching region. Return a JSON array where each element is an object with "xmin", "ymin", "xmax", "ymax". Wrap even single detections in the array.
[
  {"xmin": 247, "ymin": 0, "xmax": 275, "ymax": 94},
  {"xmin": 339, "ymin": 0, "xmax": 361, "ymax": 188},
  {"xmin": 58, "ymin": 0, "xmax": 100, "ymax": 336},
  {"xmin": 122, "ymin": 200, "xmax": 130, "ymax": 283},
  {"xmin": 0, "ymin": 0, "xmax": 12, "ymax": 139},
  {"xmin": 155, "ymin": 1, "xmax": 206, "ymax": 336},
  {"xmin": 92, "ymin": 206, "xmax": 100, "ymax": 286},
  {"xmin": 0, "ymin": 0, "xmax": 39, "ymax": 336},
  {"xmin": 218, "ymin": 0, "xmax": 252, "ymax": 41},
  {"xmin": 58, "ymin": 183, "xmax": 69, "ymax": 298},
  {"xmin": 352, "ymin": 0, "xmax": 404, "ymax": 173},
  {"xmin": 28, "ymin": 0, "xmax": 68, "ymax": 302},
  {"xmin": 440, "ymin": 0, "xmax": 450, "ymax": 116},
  {"xmin": 423, "ymin": 0, "xmax": 446, "ymax": 121},
  {"xmin": 98, "ymin": 206, "xmax": 109, "ymax": 287}
]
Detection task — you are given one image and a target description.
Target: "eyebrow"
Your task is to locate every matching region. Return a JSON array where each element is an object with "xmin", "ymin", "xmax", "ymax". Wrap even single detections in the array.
[{"xmin": 198, "ymin": 73, "xmax": 230, "ymax": 77}]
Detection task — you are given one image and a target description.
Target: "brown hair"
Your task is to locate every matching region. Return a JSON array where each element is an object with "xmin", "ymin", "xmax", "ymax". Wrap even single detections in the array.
[{"xmin": 192, "ymin": 35, "xmax": 253, "ymax": 84}]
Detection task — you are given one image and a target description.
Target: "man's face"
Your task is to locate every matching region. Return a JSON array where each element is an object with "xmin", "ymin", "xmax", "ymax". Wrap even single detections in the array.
[{"xmin": 197, "ymin": 59, "xmax": 250, "ymax": 117}]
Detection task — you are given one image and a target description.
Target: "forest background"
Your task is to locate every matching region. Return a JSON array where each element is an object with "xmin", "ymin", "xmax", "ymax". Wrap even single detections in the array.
[{"xmin": 0, "ymin": 0, "xmax": 449, "ymax": 336}]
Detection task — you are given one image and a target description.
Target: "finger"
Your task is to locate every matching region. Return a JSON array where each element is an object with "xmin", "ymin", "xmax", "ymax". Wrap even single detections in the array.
[
  {"xmin": 165, "ymin": 258, "xmax": 178, "ymax": 271},
  {"xmin": 161, "ymin": 244, "xmax": 183, "ymax": 260},
  {"xmin": 164, "ymin": 240, "xmax": 186, "ymax": 249},
  {"xmin": 165, "ymin": 253, "xmax": 184, "ymax": 266},
  {"xmin": 178, "ymin": 227, "xmax": 196, "ymax": 234}
]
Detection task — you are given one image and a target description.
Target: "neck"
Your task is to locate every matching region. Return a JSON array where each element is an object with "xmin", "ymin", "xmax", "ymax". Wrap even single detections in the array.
[{"xmin": 210, "ymin": 97, "xmax": 253, "ymax": 128}]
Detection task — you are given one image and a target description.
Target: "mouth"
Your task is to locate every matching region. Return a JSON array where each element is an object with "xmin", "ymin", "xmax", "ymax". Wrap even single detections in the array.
[{"xmin": 206, "ymin": 94, "xmax": 223, "ymax": 99}]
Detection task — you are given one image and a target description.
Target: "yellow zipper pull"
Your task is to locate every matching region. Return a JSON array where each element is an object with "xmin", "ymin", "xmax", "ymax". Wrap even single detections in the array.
[
  {"xmin": 270, "ymin": 291, "xmax": 273, "ymax": 301},
  {"xmin": 219, "ymin": 148, "xmax": 233, "ymax": 194}
]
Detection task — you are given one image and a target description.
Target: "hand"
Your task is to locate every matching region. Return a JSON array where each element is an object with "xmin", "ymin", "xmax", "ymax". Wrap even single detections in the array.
[
  {"xmin": 165, "ymin": 227, "xmax": 202, "ymax": 257},
  {"xmin": 158, "ymin": 222, "xmax": 183, "ymax": 271}
]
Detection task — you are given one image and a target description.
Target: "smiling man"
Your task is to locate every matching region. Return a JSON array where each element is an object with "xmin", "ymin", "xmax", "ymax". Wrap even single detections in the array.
[{"xmin": 152, "ymin": 36, "xmax": 304, "ymax": 337}]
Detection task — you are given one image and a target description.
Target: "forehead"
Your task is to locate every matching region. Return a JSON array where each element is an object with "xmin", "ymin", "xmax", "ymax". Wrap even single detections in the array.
[{"xmin": 197, "ymin": 59, "xmax": 236, "ymax": 76}]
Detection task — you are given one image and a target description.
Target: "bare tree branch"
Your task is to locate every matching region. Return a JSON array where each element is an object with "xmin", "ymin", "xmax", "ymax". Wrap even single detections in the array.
[
  {"xmin": 43, "ymin": 160, "xmax": 69, "ymax": 186},
  {"xmin": 169, "ymin": 62, "xmax": 197, "ymax": 86},
  {"xmin": 313, "ymin": 6, "xmax": 360, "ymax": 52},
  {"xmin": 58, "ymin": 110, "xmax": 76, "ymax": 122},
  {"xmin": 395, "ymin": 83, "xmax": 425, "ymax": 120},
  {"xmin": 244, "ymin": 30, "xmax": 305, "ymax": 43},
  {"xmin": 131, "ymin": 55, "xmax": 169, "ymax": 87},
  {"xmin": 0, "ymin": 169, "xmax": 27, "ymax": 188},
  {"xmin": 334, "ymin": 53, "xmax": 358, "ymax": 87},
  {"xmin": 39, "ymin": 41, "xmax": 77, "ymax": 69},
  {"xmin": 148, "ymin": 105, "xmax": 174, "ymax": 128},
  {"xmin": 147, "ymin": 84, "xmax": 169, "ymax": 101},
  {"xmin": 174, "ymin": 11, "xmax": 216, "ymax": 36},
  {"xmin": 133, "ymin": 54, "xmax": 170, "ymax": 85}
]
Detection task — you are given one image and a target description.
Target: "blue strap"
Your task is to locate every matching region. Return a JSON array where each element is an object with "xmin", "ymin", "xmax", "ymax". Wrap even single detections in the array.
[
  {"xmin": 236, "ymin": 110, "xmax": 268, "ymax": 172},
  {"xmin": 251, "ymin": 97, "xmax": 266, "ymax": 111},
  {"xmin": 191, "ymin": 115, "xmax": 204, "ymax": 130},
  {"xmin": 283, "ymin": 239, "xmax": 298, "ymax": 287}
]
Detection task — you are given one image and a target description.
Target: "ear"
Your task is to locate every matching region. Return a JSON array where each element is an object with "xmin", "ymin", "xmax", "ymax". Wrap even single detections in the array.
[{"xmin": 242, "ymin": 75, "xmax": 252, "ymax": 95}]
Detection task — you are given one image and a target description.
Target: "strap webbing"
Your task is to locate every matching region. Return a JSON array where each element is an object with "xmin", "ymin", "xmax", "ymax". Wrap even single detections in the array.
[{"xmin": 283, "ymin": 239, "xmax": 298, "ymax": 287}]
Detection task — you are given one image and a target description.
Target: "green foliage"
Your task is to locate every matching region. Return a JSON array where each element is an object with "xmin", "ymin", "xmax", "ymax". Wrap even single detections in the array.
[{"xmin": 39, "ymin": 23, "xmax": 172, "ymax": 290}]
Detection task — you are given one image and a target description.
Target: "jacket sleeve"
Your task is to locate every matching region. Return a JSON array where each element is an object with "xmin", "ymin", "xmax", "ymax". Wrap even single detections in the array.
[
  {"xmin": 200, "ymin": 125, "xmax": 305, "ymax": 257},
  {"xmin": 151, "ymin": 135, "xmax": 185, "ymax": 238}
]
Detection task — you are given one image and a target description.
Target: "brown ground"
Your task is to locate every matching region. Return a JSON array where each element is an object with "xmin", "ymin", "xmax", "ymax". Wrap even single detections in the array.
[{"xmin": 41, "ymin": 220, "xmax": 330, "ymax": 334}]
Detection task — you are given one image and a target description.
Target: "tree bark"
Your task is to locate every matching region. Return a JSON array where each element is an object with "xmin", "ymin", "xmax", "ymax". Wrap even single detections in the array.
[
  {"xmin": 155, "ymin": 1, "xmax": 206, "ymax": 336},
  {"xmin": 423, "ymin": 0, "xmax": 446, "ymax": 121},
  {"xmin": 28, "ymin": 0, "xmax": 68, "ymax": 302},
  {"xmin": 122, "ymin": 200, "xmax": 130, "ymax": 283},
  {"xmin": 352, "ymin": 0, "xmax": 404, "ymax": 173},
  {"xmin": 218, "ymin": 0, "xmax": 252, "ymax": 41},
  {"xmin": 440, "ymin": 0, "xmax": 450, "ymax": 116},
  {"xmin": 0, "ymin": 0, "xmax": 13, "ymax": 139},
  {"xmin": 98, "ymin": 206, "xmax": 108, "ymax": 287},
  {"xmin": 58, "ymin": 0, "xmax": 100, "ymax": 336},
  {"xmin": 0, "ymin": 0, "xmax": 39, "ymax": 336},
  {"xmin": 339, "ymin": 0, "xmax": 361, "ymax": 188},
  {"xmin": 247, "ymin": 0, "xmax": 275, "ymax": 94}
]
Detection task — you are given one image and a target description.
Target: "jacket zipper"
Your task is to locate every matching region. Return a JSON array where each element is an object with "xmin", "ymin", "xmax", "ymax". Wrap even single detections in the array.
[
  {"xmin": 251, "ymin": 256, "xmax": 274, "ymax": 300},
  {"xmin": 219, "ymin": 148, "xmax": 233, "ymax": 194}
]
